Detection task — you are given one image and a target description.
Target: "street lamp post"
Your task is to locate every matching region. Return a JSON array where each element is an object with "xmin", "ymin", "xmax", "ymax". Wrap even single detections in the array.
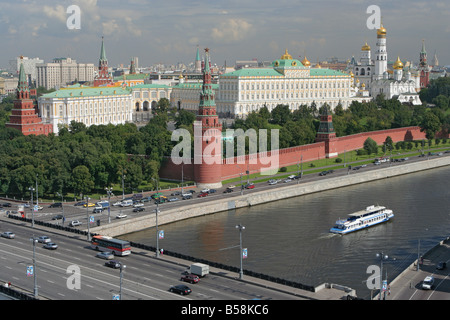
[
  {"xmin": 376, "ymin": 252, "xmax": 389, "ymax": 300},
  {"xmin": 28, "ymin": 187, "xmax": 35, "ymax": 228},
  {"xmin": 105, "ymin": 187, "xmax": 113, "ymax": 223},
  {"xmin": 30, "ymin": 236, "xmax": 38, "ymax": 298},
  {"xmin": 236, "ymin": 224, "xmax": 245, "ymax": 280},
  {"xmin": 152, "ymin": 178, "xmax": 161, "ymax": 258},
  {"xmin": 119, "ymin": 263, "xmax": 126, "ymax": 300},
  {"xmin": 57, "ymin": 192, "xmax": 64, "ymax": 227},
  {"xmin": 85, "ymin": 196, "xmax": 91, "ymax": 241}
]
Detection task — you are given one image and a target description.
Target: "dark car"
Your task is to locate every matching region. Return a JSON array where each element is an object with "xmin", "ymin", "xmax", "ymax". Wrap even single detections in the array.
[
  {"xmin": 169, "ymin": 284, "xmax": 192, "ymax": 295},
  {"xmin": 49, "ymin": 202, "xmax": 62, "ymax": 208},
  {"xmin": 319, "ymin": 171, "xmax": 328, "ymax": 176},
  {"xmin": 197, "ymin": 192, "xmax": 208, "ymax": 197},
  {"xmin": 105, "ymin": 260, "xmax": 121, "ymax": 269},
  {"xmin": 182, "ymin": 195, "xmax": 192, "ymax": 200},
  {"xmin": 209, "ymin": 189, "xmax": 217, "ymax": 194},
  {"xmin": 223, "ymin": 188, "xmax": 233, "ymax": 193},
  {"xmin": 133, "ymin": 207, "xmax": 145, "ymax": 212},
  {"xmin": 180, "ymin": 274, "xmax": 199, "ymax": 284},
  {"xmin": 436, "ymin": 261, "xmax": 447, "ymax": 270},
  {"xmin": 1, "ymin": 203, "xmax": 11, "ymax": 207},
  {"xmin": 74, "ymin": 201, "xmax": 86, "ymax": 206},
  {"xmin": 93, "ymin": 208, "xmax": 104, "ymax": 213},
  {"xmin": 52, "ymin": 214, "xmax": 64, "ymax": 220}
]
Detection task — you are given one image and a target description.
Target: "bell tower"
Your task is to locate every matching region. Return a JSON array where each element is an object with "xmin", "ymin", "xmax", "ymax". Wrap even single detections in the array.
[{"xmin": 193, "ymin": 48, "xmax": 223, "ymax": 189}]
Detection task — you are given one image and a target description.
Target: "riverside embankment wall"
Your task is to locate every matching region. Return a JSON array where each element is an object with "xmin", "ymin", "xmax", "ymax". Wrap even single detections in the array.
[{"xmin": 91, "ymin": 156, "xmax": 450, "ymax": 237}]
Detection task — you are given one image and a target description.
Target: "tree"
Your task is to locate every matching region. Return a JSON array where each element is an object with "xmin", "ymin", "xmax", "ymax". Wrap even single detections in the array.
[
  {"xmin": 175, "ymin": 109, "xmax": 196, "ymax": 129},
  {"xmin": 71, "ymin": 165, "xmax": 94, "ymax": 198},
  {"xmin": 420, "ymin": 112, "xmax": 441, "ymax": 140},
  {"xmin": 270, "ymin": 104, "xmax": 291, "ymax": 126},
  {"xmin": 363, "ymin": 137, "xmax": 378, "ymax": 155}
]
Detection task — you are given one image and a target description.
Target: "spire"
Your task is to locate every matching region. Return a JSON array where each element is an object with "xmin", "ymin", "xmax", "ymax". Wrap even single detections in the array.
[
  {"xmin": 421, "ymin": 39, "xmax": 426, "ymax": 54},
  {"xmin": 196, "ymin": 45, "xmax": 201, "ymax": 62},
  {"xmin": 17, "ymin": 61, "xmax": 29, "ymax": 96},
  {"xmin": 100, "ymin": 36, "xmax": 107, "ymax": 62},
  {"xmin": 130, "ymin": 59, "xmax": 136, "ymax": 74}
]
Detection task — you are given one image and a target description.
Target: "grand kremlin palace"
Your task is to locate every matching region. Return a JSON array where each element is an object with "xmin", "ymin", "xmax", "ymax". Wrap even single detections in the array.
[{"xmin": 216, "ymin": 49, "xmax": 360, "ymax": 119}]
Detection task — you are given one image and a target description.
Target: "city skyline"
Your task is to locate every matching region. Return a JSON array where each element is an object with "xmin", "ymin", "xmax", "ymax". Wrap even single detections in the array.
[{"xmin": 1, "ymin": 0, "xmax": 449, "ymax": 70}]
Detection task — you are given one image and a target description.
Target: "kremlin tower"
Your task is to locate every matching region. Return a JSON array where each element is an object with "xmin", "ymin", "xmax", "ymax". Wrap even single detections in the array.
[
  {"xmin": 193, "ymin": 48, "xmax": 223, "ymax": 189},
  {"xmin": 419, "ymin": 40, "xmax": 430, "ymax": 89},
  {"xmin": 93, "ymin": 36, "xmax": 113, "ymax": 87},
  {"xmin": 5, "ymin": 60, "xmax": 52, "ymax": 136}
]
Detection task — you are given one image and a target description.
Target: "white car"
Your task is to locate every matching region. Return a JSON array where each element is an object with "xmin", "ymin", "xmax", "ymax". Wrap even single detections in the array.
[
  {"xmin": 133, "ymin": 202, "xmax": 144, "ymax": 208},
  {"xmin": 37, "ymin": 236, "xmax": 51, "ymax": 243},
  {"xmin": 69, "ymin": 220, "xmax": 82, "ymax": 227},
  {"xmin": 1, "ymin": 232, "xmax": 15, "ymax": 239},
  {"xmin": 201, "ymin": 188, "xmax": 210, "ymax": 193},
  {"xmin": 422, "ymin": 276, "xmax": 434, "ymax": 290},
  {"xmin": 113, "ymin": 201, "xmax": 123, "ymax": 206},
  {"xmin": 116, "ymin": 213, "xmax": 127, "ymax": 219},
  {"xmin": 268, "ymin": 179, "xmax": 277, "ymax": 185}
]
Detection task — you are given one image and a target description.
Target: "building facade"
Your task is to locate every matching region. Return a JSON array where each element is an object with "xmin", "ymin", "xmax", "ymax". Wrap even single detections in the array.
[
  {"xmin": 36, "ymin": 58, "xmax": 94, "ymax": 90},
  {"xmin": 216, "ymin": 49, "xmax": 355, "ymax": 118},
  {"xmin": 38, "ymin": 86, "xmax": 133, "ymax": 134}
]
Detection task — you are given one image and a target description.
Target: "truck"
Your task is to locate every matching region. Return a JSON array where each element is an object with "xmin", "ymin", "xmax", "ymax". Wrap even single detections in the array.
[{"xmin": 190, "ymin": 263, "xmax": 209, "ymax": 277}]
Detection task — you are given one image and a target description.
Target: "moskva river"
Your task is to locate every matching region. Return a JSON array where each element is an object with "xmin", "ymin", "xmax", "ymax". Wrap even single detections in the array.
[{"xmin": 123, "ymin": 166, "xmax": 450, "ymax": 299}]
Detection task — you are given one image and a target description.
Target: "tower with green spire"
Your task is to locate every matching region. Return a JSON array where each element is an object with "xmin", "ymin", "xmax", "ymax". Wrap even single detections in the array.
[
  {"xmin": 6, "ymin": 60, "xmax": 53, "ymax": 135},
  {"xmin": 194, "ymin": 45, "xmax": 202, "ymax": 73},
  {"xmin": 93, "ymin": 36, "xmax": 113, "ymax": 86},
  {"xmin": 193, "ymin": 48, "xmax": 223, "ymax": 189}
]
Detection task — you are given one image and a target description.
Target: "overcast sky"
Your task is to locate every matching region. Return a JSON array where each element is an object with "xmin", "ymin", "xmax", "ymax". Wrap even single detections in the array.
[{"xmin": 1, "ymin": 0, "xmax": 449, "ymax": 69}]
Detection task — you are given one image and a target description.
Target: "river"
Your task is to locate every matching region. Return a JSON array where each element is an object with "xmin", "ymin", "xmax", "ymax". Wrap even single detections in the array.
[{"xmin": 122, "ymin": 166, "xmax": 450, "ymax": 299}]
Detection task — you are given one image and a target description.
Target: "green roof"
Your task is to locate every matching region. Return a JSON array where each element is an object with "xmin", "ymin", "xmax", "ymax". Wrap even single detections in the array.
[
  {"xmin": 221, "ymin": 68, "xmax": 282, "ymax": 78},
  {"xmin": 272, "ymin": 58, "xmax": 305, "ymax": 69},
  {"xmin": 310, "ymin": 68, "xmax": 350, "ymax": 77},
  {"xmin": 132, "ymin": 84, "xmax": 170, "ymax": 89},
  {"xmin": 40, "ymin": 86, "xmax": 131, "ymax": 99},
  {"xmin": 173, "ymin": 83, "xmax": 219, "ymax": 89},
  {"xmin": 113, "ymin": 73, "xmax": 149, "ymax": 81}
]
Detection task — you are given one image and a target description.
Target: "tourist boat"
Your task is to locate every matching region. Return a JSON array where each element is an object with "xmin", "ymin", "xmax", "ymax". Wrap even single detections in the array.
[{"xmin": 330, "ymin": 205, "xmax": 394, "ymax": 235}]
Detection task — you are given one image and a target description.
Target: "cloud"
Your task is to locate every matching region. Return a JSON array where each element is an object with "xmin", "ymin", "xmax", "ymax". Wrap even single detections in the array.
[
  {"xmin": 42, "ymin": 5, "xmax": 67, "ymax": 23},
  {"xmin": 211, "ymin": 18, "xmax": 253, "ymax": 43}
]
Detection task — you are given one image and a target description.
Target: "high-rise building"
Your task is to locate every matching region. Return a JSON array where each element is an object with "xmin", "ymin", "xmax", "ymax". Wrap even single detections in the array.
[{"xmin": 9, "ymin": 56, "xmax": 44, "ymax": 85}]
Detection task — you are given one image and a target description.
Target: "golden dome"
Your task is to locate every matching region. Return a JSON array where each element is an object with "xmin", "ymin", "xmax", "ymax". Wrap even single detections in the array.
[
  {"xmin": 377, "ymin": 24, "xmax": 387, "ymax": 36},
  {"xmin": 301, "ymin": 56, "xmax": 311, "ymax": 67},
  {"xmin": 281, "ymin": 49, "xmax": 293, "ymax": 60},
  {"xmin": 393, "ymin": 56, "xmax": 404, "ymax": 69},
  {"xmin": 361, "ymin": 42, "xmax": 371, "ymax": 51}
]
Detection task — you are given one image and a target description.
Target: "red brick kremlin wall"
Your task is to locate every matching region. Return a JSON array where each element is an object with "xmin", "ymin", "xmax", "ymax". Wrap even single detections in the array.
[{"xmin": 159, "ymin": 126, "xmax": 427, "ymax": 182}]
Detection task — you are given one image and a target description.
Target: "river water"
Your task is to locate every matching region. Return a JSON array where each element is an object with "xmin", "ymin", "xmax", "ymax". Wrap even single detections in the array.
[{"xmin": 122, "ymin": 166, "xmax": 450, "ymax": 299}]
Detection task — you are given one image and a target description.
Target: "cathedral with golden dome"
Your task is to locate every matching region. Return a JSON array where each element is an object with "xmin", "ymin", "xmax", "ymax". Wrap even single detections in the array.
[{"xmin": 349, "ymin": 23, "xmax": 421, "ymax": 105}]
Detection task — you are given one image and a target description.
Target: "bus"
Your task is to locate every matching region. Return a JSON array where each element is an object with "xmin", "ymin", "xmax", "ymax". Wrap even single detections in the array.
[{"xmin": 91, "ymin": 235, "xmax": 131, "ymax": 256}]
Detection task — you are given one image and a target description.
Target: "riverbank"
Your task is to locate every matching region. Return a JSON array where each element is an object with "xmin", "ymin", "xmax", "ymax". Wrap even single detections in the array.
[{"xmin": 90, "ymin": 155, "xmax": 450, "ymax": 237}]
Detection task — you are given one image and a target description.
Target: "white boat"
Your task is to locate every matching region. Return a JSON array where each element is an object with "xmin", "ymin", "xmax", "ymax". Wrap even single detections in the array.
[{"xmin": 330, "ymin": 205, "xmax": 394, "ymax": 235}]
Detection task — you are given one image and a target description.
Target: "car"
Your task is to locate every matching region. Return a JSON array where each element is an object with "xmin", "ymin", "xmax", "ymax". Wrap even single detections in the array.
[
  {"xmin": 1, "ymin": 232, "xmax": 15, "ymax": 239},
  {"xmin": 422, "ymin": 276, "xmax": 434, "ymax": 290},
  {"xmin": 268, "ymin": 179, "xmax": 277, "ymax": 185},
  {"xmin": 374, "ymin": 161, "xmax": 381, "ymax": 165},
  {"xmin": 180, "ymin": 273, "xmax": 200, "ymax": 284},
  {"xmin": 133, "ymin": 207, "xmax": 145, "ymax": 212},
  {"xmin": 223, "ymin": 188, "xmax": 233, "ymax": 193},
  {"xmin": 112, "ymin": 201, "xmax": 123, "ymax": 206},
  {"xmin": 168, "ymin": 197, "xmax": 179, "ymax": 202},
  {"xmin": 74, "ymin": 201, "xmax": 86, "ymax": 206},
  {"xmin": 171, "ymin": 191, "xmax": 181, "ymax": 196},
  {"xmin": 83, "ymin": 203, "xmax": 95, "ymax": 207},
  {"xmin": 197, "ymin": 192, "xmax": 208, "ymax": 198},
  {"xmin": 436, "ymin": 261, "xmax": 447, "ymax": 270},
  {"xmin": 35, "ymin": 205, "xmax": 43, "ymax": 211},
  {"xmin": 201, "ymin": 188, "xmax": 210, "ymax": 193},
  {"xmin": 284, "ymin": 178, "xmax": 292, "ymax": 183},
  {"xmin": 169, "ymin": 284, "xmax": 192, "ymax": 295},
  {"xmin": 188, "ymin": 190, "xmax": 196, "ymax": 194},
  {"xmin": 92, "ymin": 208, "xmax": 104, "ymax": 213},
  {"xmin": 133, "ymin": 202, "xmax": 144, "ymax": 208},
  {"xmin": 182, "ymin": 195, "xmax": 192, "ymax": 200},
  {"xmin": 43, "ymin": 242, "xmax": 58, "ymax": 250},
  {"xmin": 52, "ymin": 214, "xmax": 64, "ymax": 220},
  {"xmin": 209, "ymin": 189, "xmax": 217, "ymax": 193},
  {"xmin": 49, "ymin": 202, "xmax": 62, "ymax": 208},
  {"xmin": 288, "ymin": 175, "xmax": 296, "ymax": 179},
  {"xmin": 116, "ymin": 213, "xmax": 127, "ymax": 219},
  {"xmin": 69, "ymin": 220, "xmax": 82, "ymax": 227},
  {"xmin": 96, "ymin": 251, "xmax": 114, "ymax": 260},
  {"xmin": 105, "ymin": 260, "xmax": 121, "ymax": 269},
  {"xmin": 245, "ymin": 183, "xmax": 255, "ymax": 189},
  {"xmin": 1, "ymin": 203, "xmax": 11, "ymax": 207},
  {"xmin": 37, "ymin": 236, "xmax": 51, "ymax": 243}
]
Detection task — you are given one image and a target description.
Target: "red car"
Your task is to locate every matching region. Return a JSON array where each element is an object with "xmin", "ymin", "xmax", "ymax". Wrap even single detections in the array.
[
  {"xmin": 198, "ymin": 192, "xmax": 208, "ymax": 197},
  {"xmin": 245, "ymin": 184, "xmax": 255, "ymax": 189},
  {"xmin": 180, "ymin": 273, "xmax": 200, "ymax": 284}
]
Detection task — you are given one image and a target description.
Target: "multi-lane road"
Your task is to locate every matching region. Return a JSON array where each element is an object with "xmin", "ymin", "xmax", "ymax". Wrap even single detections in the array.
[{"xmin": 0, "ymin": 221, "xmax": 302, "ymax": 300}]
